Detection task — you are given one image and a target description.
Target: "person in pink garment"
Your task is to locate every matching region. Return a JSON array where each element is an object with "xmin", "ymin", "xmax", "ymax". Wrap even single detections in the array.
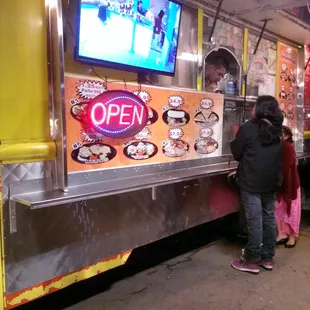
[{"xmin": 275, "ymin": 125, "xmax": 301, "ymax": 248}]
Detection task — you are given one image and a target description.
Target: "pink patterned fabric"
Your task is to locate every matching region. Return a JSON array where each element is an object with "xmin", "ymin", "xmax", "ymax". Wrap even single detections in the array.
[{"xmin": 275, "ymin": 187, "xmax": 301, "ymax": 237}]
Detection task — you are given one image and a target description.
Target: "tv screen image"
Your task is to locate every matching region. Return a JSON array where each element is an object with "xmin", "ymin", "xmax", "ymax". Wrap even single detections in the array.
[{"xmin": 77, "ymin": 0, "xmax": 182, "ymax": 75}]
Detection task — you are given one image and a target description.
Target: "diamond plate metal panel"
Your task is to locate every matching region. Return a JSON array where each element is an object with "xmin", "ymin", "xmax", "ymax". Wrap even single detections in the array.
[
  {"xmin": 3, "ymin": 175, "xmax": 240, "ymax": 294},
  {"xmin": 1, "ymin": 163, "xmax": 53, "ymax": 201}
]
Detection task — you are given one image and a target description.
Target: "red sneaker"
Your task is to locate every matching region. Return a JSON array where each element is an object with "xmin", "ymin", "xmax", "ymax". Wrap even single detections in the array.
[
  {"xmin": 258, "ymin": 260, "xmax": 274, "ymax": 271},
  {"xmin": 231, "ymin": 259, "xmax": 260, "ymax": 274}
]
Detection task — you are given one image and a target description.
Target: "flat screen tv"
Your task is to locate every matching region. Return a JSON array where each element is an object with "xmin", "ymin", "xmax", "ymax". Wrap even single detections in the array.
[{"xmin": 76, "ymin": 0, "xmax": 182, "ymax": 76}]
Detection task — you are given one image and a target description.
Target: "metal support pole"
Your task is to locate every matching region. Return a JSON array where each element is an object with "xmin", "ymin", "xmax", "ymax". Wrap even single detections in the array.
[
  {"xmin": 208, "ymin": 0, "xmax": 224, "ymax": 42},
  {"xmin": 241, "ymin": 74, "xmax": 248, "ymax": 123},
  {"xmin": 151, "ymin": 187, "xmax": 157, "ymax": 201},
  {"xmin": 253, "ymin": 19, "xmax": 269, "ymax": 55},
  {"xmin": 9, "ymin": 200, "xmax": 17, "ymax": 234},
  {"xmin": 47, "ymin": 0, "xmax": 68, "ymax": 192}
]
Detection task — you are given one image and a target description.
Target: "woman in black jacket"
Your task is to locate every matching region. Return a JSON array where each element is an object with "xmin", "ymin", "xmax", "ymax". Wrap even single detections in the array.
[{"xmin": 231, "ymin": 95, "xmax": 283, "ymax": 274}]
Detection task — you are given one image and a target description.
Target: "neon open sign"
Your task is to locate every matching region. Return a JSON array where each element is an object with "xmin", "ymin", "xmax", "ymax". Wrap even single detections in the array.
[{"xmin": 88, "ymin": 90, "xmax": 148, "ymax": 139}]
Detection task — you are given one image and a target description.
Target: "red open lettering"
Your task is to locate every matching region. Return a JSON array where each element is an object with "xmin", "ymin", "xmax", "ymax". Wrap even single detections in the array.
[
  {"xmin": 133, "ymin": 106, "xmax": 144, "ymax": 125},
  {"xmin": 91, "ymin": 102, "xmax": 106, "ymax": 125},
  {"xmin": 107, "ymin": 104, "xmax": 120, "ymax": 124},
  {"xmin": 91, "ymin": 103, "xmax": 145, "ymax": 126},
  {"xmin": 88, "ymin": 91, "xmax": 148, "ymax": 139},
  {"xmin": 120, "ymin": 105, "xmax": 132, "ymax": 125}
]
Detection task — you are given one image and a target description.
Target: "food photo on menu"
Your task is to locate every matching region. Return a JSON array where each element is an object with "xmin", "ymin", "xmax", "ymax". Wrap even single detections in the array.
[
  {"xmin": 280, "ymin": 63, "xmax": 288, "ymax": 82},
  {"xmin": 124, "ymin": 141, "xmax": 158, "ymax": 160},
  {"xmin": 162, "ymin": 109, "xmax": 190, "ymax": 127},
  {"xmin": 194, "ymin": 137, "xmax": 219, "ymax": 155},
  {"xmin": 147, "ymin": 106, "xmax": 159, "ymax": 125},
  {"xmin": 287, "ymin": 112, "xmax": 294, "ymax": 121},
  {"xmin": 72, "ymin": 143, "xmax": 117, "ymax": 164},
  {"xmin": 279, "ymin": 85, "xmax": 287, "ymax": 99},
  {"xmin": 194, "ymin": 109, "xmax": 219, "ymax": 128},
  {"xmin": 288, "ymin": 68, "xmax": 296, "ymax": 84},
  {"xmin": 288, "ymin": 87, "xmax": 295, "ymax": 100},
  {"xmin": 71, "ymin": 102, "xmax": 89, "ymax": 123},
  {"xmin": 162, "ymin": 139, "xmax": 189, "ymax": 158}
]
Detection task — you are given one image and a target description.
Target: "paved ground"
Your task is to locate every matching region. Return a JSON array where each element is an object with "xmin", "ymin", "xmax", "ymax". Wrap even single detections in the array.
[{"xmin": 19, "ymin": 213, "xmax": 310, "ymax": 310}]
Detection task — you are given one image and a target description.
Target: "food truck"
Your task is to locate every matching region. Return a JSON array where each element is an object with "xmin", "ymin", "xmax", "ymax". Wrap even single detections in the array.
[{"xmin": 1, "ymin": 0, "xmax": 310, "ymax": 308}]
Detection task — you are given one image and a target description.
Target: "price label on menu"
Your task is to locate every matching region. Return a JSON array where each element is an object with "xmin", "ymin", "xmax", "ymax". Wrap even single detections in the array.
[
  {"xmin": 200, "ymin": 128, "xmax": 213, "ymax": 138},
  {"xmin": 168, "ymin": 128, "xmax": 184, "ymax": 140},
  {"xmin": 134, "ymin": 127, "xmax": 151, "ymax": 140},
  {"xmin": 124, "ymin": 141, "xmax": 132, "ymax": 147},
  {"xmin": 200, "ymin": 98, "xmax": 214, "ymax": 109},
  {"xmin": 133, "ymin": 90, "xmax": 151, "ymax": 103},
  {"xmin": 72, "ymin": 141, "xmax": 83, "ymax": 150},
  {"xmin": 70, "ymin": 98, "xmax": 80, "ymax": 105},
  {"xmin": 168, "ymin": 95, "xmax": 184, "ymax": 108},
  {"xmin": 77, "ymin": 80, "xmax": 106, "ymax": 100},
  {"xmin": 162, "ymin": 140, "xmax": 169, "ymax": 146}
]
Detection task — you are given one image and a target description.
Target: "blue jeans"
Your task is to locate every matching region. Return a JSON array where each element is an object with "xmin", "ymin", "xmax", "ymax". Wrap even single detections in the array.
[{"xmin": 241, "ymin": 190, "xmax": 277, "ymax": 262}]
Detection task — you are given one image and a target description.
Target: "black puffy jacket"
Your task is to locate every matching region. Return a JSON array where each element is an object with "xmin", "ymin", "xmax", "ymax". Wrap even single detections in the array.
[{"xmin": 230, "ymin": 119, "xmax": 282, "ymax": 194}]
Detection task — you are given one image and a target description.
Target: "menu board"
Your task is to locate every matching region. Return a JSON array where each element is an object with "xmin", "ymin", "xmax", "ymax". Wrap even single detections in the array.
[
  {"xmin": 65, "ymin": 75, "xmax": 224, "ymax": 173},
  {"xmin": 304, "ymin": 46, "xmax": 310, "ymax": 131},
  {"xmin": 276, "ymin": 42, "xmax": 298, "ymax": 129}
]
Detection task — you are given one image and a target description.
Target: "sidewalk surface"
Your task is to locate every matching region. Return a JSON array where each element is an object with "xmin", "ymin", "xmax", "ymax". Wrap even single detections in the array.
[{"xmin": 62, "ymin": 214, "xmax": 310, "ymax": 310}]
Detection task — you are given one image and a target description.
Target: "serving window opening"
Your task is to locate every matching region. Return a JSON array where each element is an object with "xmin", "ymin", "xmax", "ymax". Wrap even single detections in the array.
[{"xmin": 203, "ymin": 47, "xmax": 242, "ymax": 96}]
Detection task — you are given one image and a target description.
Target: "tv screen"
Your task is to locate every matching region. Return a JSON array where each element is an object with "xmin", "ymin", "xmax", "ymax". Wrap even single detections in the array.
[{"xmin": 76, "ymin": 0, "xmax": 182, "ymax": 75}]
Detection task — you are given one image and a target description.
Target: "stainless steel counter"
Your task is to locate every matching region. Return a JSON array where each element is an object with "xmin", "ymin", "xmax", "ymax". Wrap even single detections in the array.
[
  {"xmin": 296, "ymin": 152, "xmax": 310, "ymax": 160},
  {"xmin": 8, "ymin": 152, "xmax": 310, "ymax": 211},
  {"xmin": 10, "ymin": 161, "xmax": 238, "ymax": 210}
]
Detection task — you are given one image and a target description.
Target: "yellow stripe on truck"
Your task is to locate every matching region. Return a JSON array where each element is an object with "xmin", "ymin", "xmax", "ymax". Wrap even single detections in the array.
[
  {"xmin": 0, "ymin": 141, "xmax": 56, "ymax": 164},
  {"xmin": 6, "ymin": 251, "xmax": 132, "ymax": 309},
  {"xmin": 242, "ymin": 28, "xmax": 248, "ymax": 96},
  {"xmin": 197, "ymin": 8, "xmax": 203, "ymax": 91},
  {"xmin": 0, "ymin": 0, "xmax": 50, "ymax": 142}
]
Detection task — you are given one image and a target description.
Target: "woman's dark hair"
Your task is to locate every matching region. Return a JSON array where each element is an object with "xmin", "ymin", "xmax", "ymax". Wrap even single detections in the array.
[
  {"xmin": 282, "ymin": 125, "xmax": 293, "ymax": 143},
  {"xmin": 254, "ymin": 95, "xmax": 283, "ymax": 146}
]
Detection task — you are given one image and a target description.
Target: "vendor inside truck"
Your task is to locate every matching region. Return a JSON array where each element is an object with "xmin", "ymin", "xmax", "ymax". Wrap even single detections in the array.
[{"xmin": 205, "ymin": 52, "xmax": 229, "ymax": 93}]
